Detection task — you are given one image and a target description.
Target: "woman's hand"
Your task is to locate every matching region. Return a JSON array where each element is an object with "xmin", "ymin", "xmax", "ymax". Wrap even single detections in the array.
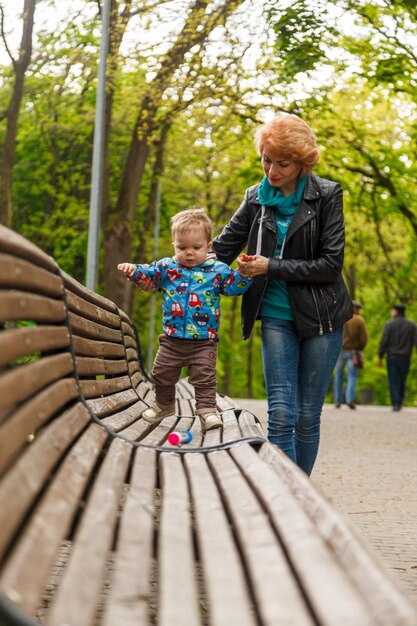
[{"xmin": 237, "ymin": 254, "xmax": 269, "ymax": 278}]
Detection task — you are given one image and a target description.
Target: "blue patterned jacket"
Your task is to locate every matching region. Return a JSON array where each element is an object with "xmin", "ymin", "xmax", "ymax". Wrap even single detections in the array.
[{"xmin": 130, "ymin": 255, "xmax": 251, "ymax": 341}]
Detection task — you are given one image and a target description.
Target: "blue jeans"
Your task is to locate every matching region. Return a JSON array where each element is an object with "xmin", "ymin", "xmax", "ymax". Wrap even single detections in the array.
[
  {"xmin": 333, "ymin": 350, "xmax": 358, "ymax": 404},
  {"xmin": 387, "ymin": 356, "xmax": 410, "ymax": 407},
  {"xmin": 261, "ymin": 317, "xmax": 343, "ymax": 476}
]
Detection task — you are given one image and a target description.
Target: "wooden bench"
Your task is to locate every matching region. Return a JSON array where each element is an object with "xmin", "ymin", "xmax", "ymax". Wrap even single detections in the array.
[{"xmin": 0, "ymin": 224, "xmax": 416, "ymax": 626}]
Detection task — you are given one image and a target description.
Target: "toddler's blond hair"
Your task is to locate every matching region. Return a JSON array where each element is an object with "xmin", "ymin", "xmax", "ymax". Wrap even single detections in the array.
[{"xmin": 171, "ymin": 209, "xmax": 212, "ymax": 242}]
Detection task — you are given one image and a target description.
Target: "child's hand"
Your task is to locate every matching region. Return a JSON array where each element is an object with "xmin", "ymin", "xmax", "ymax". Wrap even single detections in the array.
[{"xmin": 117, "ymin": 262, "xmax": 136, "ymax": 278}]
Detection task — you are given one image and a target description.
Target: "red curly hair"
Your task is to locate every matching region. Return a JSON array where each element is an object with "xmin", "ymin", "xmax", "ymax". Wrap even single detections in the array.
[{"xmin": 254, "ymin": 114, "xmax": 320, "ymax": 174}]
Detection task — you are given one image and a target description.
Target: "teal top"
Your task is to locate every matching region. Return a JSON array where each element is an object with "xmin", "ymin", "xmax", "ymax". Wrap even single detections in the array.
[{"xmin": 260, "ymin": 176, "xmax": 307, "ymax": 321}]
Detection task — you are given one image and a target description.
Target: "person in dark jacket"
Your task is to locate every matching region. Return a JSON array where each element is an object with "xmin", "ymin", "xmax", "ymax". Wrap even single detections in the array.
[
  {"xmin": 378, "ymin": 303, "xmax": 417, "ymax": 411},
  {"xmin": 212, "ymin": 113, "xmax": 353, "ymax": 475}
]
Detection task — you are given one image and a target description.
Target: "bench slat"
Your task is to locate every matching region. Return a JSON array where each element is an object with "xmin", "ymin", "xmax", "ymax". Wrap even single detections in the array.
[
  {"xmin": 86, "ymin": 389, "xmax": 139, "ymax": 418},
  {"xmin": 0, "ymin": 379, "xmax": 79, "ymax": 475},
  {"xmin": 158, "ymin": 454, "xmax": 201, "ymax": 626},
  {"xmin": 79, "ymin": 375, "xmax": 132, "ymax": 399},
  {"xmin": 221, "ymin": 409, "xmax": 244, "ymax": 442},
  {"xmin": 101, "ymin": 400, "xmax": 146, "ymax": 431},
  {"xmin": 139, "ymin": 415, "xmax": 177, "ymax": 446},
  {"xmin": 69, "ymin": 311, "xmax": 123, "ymax": 342},
  {"xmin": 103, "ymin": 448, "xmax": 157, "ymax": 626},
  {"xmin": 0, "ymin": 253, "xmax": 63, "ymax": 297},
  {"xmin": 62, "ymin": 271, "xmax": 117, "ymax": 313},
  {"xmin": 0, "ymin": 353, "xmax": 74, "ymax": 413},
  {"xmin": 128, "ymin": 361, "xmax": 140, "ymax": 376},
  {"xmin": 0, "ymin": 326, "xmax": 70, "ymax": 368},
  {"xmin": 208, "ymin": 448, "xmax": 315, "ymax": 626},
  {"xmin": 231, "ymin": 444, "xmax": 374, "ymax": 626},
  {"xmin": 237, "ymin": 409, "xmax": 264, "ymax": 439},
  {"xmin": 131, "ymin": 370, "xmax": 145, "ymax": 388},
  {"xmin": 72, "ymin": 335, "xmax": 126, "ymax": 358},
  {"xmin": 125, "ymin": 347, "xmax": 138, "ymax": 361},
  {"xmin": 76, "ymin": 356, "xmax": 127, "ymax": 376},
  {"xmin": 121, "ymin": 321, "xmax": 135, "ymax": 338},
  {"xmin": 258, "ymin": 443, "xmax": 417, "ymax": 626},
  {"xmin": 46, "ymin": 437, "xmax": 132, "ymax": 626},
  {"xmin": 123, "ymin": 335, "xmax": 137, "ymax": 349},
  {"xmin": 185, "ymin": 453, "xmax": 257, "ymax": 626},
  {"xmin": 0, "ymin": 423, "xmax": 108, "ymax": 616},
  {"xmin": 0, "ymin": 291, "xmax": 67, "ymax": 323},
  {"xmin": 66, "ymin": 290, "xmax": 121, "ymax": 329},
  {"xmin": 0, "ymin": 226, "xmax": 58, "ymax": 271},
  {"xmin": 0, "ymin": 403, "xmax": 90, "ymax": 558}
]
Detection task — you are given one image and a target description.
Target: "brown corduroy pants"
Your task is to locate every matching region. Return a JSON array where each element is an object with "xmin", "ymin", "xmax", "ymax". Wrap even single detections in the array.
[{"xmin": 149, "ymin": 334, "xmax": 218, "ymax": 413}]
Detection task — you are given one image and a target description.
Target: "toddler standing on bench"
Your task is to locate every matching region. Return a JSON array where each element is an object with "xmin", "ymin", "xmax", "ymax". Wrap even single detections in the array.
[{"xmin": 118, "ymin": 208, "xmax": 251, "ymax": 431}]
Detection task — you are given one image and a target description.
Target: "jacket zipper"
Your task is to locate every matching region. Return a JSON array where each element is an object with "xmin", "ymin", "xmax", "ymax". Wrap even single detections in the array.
[
  {"xmin": 310, "ymin": 286, "xmax": 323, "ymax": 335},
  {"xmin": 319, "ymin": 286, "xmax": 333, "ymax": 332},
  {"xmin": 183, "ymin": 271, "xmax": 192, "ymax": 336}
]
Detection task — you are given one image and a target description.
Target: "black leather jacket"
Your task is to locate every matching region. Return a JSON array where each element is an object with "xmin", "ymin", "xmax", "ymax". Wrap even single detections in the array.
[{"xmin": 213, "ymin": 173, "xmax": 353, "ymax": 339}]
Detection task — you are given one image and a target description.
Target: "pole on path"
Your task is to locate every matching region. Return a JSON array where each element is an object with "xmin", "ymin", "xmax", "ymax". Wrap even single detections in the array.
[
  {"xmin": 86, "ymin": 0, "xmax": 111, "ymax": 291},
  {"xmin": 147, "ymin": 181, "xmax": 161, "ymax": 372}
]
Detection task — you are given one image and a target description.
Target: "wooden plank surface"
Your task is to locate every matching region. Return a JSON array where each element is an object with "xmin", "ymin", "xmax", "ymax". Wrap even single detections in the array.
[
  {"xmin": 258, "ymin": 442, "xmax": 417, "ymax": 626},
  {"xmin": 0, "ymin": 379, "xmax": 79, "ymax": 475},
  {"xmin": 62, "ymin": 271, "xmax": 117, "ymax": 313},
  {"xmin": 158, "ymin": 453, "xmax": 201, "ymax": 626},
  {"xmin": 79, "ymin": 375, "xmax": 132, "ymax": 399},
  {"xmin": 0, "ymin": 403, "xmax": 90, "ymax": 558},
  {"xmin": 236, "ymin": 409, "xmax": 265, "ymax": 439},
  {"xmin": 101, "ymin": 400, "xmax": 147, "ymax": 431},
  {"xmin": 221, "ymin": 409, "xmax": 244, "ymax": 442},
  {"xmin": 46, "ymin": 437, "xmax": 132, "ymax": 626},
  {"xmin": 86, "ymin": 389, "xmax": 139, "ymax": 418},
  {"xmin": 185, "ymin": 453, "xmax": 256, "ymax": 626},
  {"xmin": 0, "ymin": 353, "xmax": 74, "ymax": 413},
  {"xmin": 0, "ymin": 326, "xmax": 70, "ymax": 368},
  {"xmin": 0, "ymin": 253, "xmax": 63, "ymax": 297},
  {"xmin": 0, "ymin": 226, "xmax": 58, "ymax": 271},
  {"xmin": 231, "ymin": 444, "xmax": 375, "ymax": 626},
  {"xmin": 103, "ymin": 448, "xmax": 157, "ymax": 626},
  {"xmin": 66, "ymin": 290, "xmax": 121, "ymax": 328},
  {"xmin": 207, "ymin": 448, "xmax": 314, "ymax": 626},
  {"xmin": 0, "ymin": 291, "xmax": 67, "ymax": 323},
  {"xmin": 72, "ymin": 335, "xmax": 125, "ymax": 358},
  {"xmin": 138, "ymin": 415, "xmax": 178, "ymax": 446},
  {"xmin": 69, "ymin": 311, "xmax": 122, "ymax": 342},
  {"xmin": 75, "ymin": 356, "xmax": 127, "ymax": 376},
  {"xmin": 0, "ymin": 424, "xmax": 108, "ymax": 616}
]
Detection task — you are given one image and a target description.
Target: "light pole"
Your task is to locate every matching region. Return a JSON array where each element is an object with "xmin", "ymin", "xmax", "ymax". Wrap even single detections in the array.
[
  {"xmin": 86, "ymin": 0, "xmax": 111, "ymax": 291},
  {"xmin": 147, "ymin": 181, "xmax": 161, "ymax": 371}
]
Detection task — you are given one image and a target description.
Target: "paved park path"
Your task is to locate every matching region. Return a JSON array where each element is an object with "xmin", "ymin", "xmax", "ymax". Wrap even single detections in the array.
[{"xmin": 233, "ymin": 399, "xmax": 417, "ymax": 605}]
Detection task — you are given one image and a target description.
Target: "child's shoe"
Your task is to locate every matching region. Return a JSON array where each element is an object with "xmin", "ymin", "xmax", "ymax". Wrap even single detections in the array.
[
  {"xmin": 142, "ymin": 401, "xmax": 175, "ymax": 424},
  {"xmin": 199, "ymin": 412, "xmax": 222, "ymax": 431}
]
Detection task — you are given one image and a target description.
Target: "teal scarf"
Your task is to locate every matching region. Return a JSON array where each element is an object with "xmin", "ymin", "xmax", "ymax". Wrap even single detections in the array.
[{"xmin": 258, "ymin": 176, "xmax": 307, "ymax": 215}]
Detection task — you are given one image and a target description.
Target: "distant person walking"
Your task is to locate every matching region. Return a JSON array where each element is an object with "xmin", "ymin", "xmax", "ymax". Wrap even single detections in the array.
[
  {"xmin": 334, "ymin": 300, "xmax": 368, "ymax": 409},
  {"xmin": 378, "ymin": 303, "xmax": 417, "ymax": 411}
]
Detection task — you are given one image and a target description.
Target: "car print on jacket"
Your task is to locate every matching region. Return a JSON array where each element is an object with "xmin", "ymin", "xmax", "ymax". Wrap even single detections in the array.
[{"xmin": 130, "ymin": 255, "xmax": 251, "ymax": 341}]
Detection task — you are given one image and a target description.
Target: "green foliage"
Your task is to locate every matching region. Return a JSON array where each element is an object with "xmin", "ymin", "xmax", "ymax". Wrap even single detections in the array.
[
  {"xmin": 3, "ymin": 0, "xmax": 417, "ymax": 403},
  {"xmin": 268, "ymin": 2, "xmax": 336, "ymax": 79}
]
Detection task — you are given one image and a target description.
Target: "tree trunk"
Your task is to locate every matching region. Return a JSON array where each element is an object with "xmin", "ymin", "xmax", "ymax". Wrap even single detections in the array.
[
  {"xmin": 0, "ymin": 0, "xmax": 36, "ymax": 227},
  {"xmin": 102, "ymin": 0, "xmax": 244, "ymax": 312}
]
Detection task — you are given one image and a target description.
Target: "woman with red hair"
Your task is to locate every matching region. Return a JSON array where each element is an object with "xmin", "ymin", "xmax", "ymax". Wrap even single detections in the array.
[{"xmin": 213, "ymin": 114, "xmax": 353, "ymax": 476}]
